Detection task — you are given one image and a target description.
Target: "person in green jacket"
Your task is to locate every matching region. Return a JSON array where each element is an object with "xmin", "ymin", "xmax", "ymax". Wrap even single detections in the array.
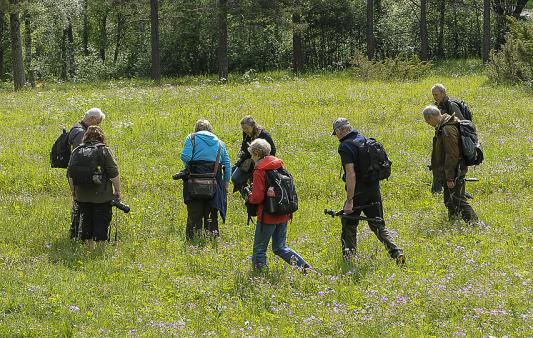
[
  {"xmin": 422, "ymin": 105, "xmax": 479, "ymax": 224},
  {"xmin": 68, "ymin": 126, "xmax": 122, "ymax": 249}
]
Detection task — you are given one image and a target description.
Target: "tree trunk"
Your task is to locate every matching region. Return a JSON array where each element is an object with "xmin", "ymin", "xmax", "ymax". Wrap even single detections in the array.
[
  {"xmin": 292, "ymin": 12, "xmax": 303, "ymax": 74},
  {"xmin": 420, "ymin": 0, "xmax": 429, "ymax": 60},
  {"xmin": 366, "ymin": 0, "xmax": 375, "ymax": 60},
  {"xmin": 217, "ymin": 0, "xmax": 228, "ymax": 81},
  {"xmin": 66, "ymin": 20, "xmax": 76, "ymax": 78},
  {"xmin": 150, "ymin": 0, "xmax": 161, "ymax": 82},
  {"xmin": 452, "ymin": 3, "xmax": 459, "ymax": 58},
  {"xmin": 82, "ymin": 0, "xmax": 89, "ymax": 56},
  {"xmin": 437, "ymin": 0, "xmax": 445, "ymax": 58},
  {"xmin": 482, "ymin": 0, "xmax": 490, "ymax": 63},
  {"xmin": 60, "ymin": 26, "xmax": 67, "ymax": 80},
  {"xmin": 23, "ymin": 10, "xmax": 34, "ymax": 87},
  {"xmin": 114, "ymin": 12, "xmax": 124, "ymax": 64},
  {"xmin": 0, "ymin": 12, "xmax": 5, "ymax": 81},
  {"xmin": 99, "ymin": 13, "xmax": 107, "ymax": 62},
  {"xmin": 9, "ymin": 0, "xmax": 25, "ymax": 90}
]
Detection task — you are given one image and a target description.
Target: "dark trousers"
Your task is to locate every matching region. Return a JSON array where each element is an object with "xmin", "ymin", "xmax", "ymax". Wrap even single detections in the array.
[
  {"xmin": 186, "ymin": 199, "xmax": 219, "ymax": 240},
  {"xmin": 443, "ymin": 177, "xmax": 478, "ymax": 223},
  {"xmin": 341, "ymin": 188, "xmax": 402, "ymax": 259},
  {"xmin": 75, "ymin": 202, "xmax": 112, "ymax": 241}
]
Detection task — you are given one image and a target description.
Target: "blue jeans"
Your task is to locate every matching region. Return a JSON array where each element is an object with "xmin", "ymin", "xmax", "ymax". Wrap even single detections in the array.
[
  {"xmin": 231, "ymin": 166, "xmax": 251, "ymax": 189},
  {"xmin": 251, "ymin": 222, "xmax": 310, "ymax": 269}
]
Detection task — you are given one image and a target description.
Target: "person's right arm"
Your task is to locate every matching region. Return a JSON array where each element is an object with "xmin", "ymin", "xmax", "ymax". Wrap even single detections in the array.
[
  {"xmin": 344, "ymin": 163, "xmax": 356, "ymax": 214},
  {"xmin": 248, "ymin": 170, "xmax": 266, "ymax": 205}
]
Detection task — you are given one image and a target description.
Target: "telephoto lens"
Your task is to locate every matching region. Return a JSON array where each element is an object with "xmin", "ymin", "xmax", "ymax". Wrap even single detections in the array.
[{"xmin": 111, "ymin": 199, "xmax": 130, "ymax": 213}]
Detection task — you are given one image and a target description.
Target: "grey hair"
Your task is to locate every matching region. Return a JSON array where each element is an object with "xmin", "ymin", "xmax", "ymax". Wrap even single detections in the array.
[
  {"xmin": 422, "ymin": 105, "xmax": 441, "ymax": 117},
  {"xmin": 431, "ymin": 83, "xmax": 447, "ymax": 94},
  {"xmin": 84, "ymin": 107, "xmax": 105, "ymax": 120},
  {"xmin": 194, "ymin": 119, "xmax": 214, "ymax": 133},
  {"xmin": 248, "ymin": 138, "xmax": 271, "ymax": 158}
]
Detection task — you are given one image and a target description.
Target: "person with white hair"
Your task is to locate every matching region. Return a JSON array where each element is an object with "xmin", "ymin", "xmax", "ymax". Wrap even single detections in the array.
[
  {"xmin": 67, "ymin": 107, "xmax": 106, "ymax": 239},
  {"xmin": 422, "ymin": 105, "xmax": 480, "ymax": 225},
  {"xmin": 68, "ymin": 108, "xmax": 106, "ymax": 149},
  {"xmin": 245, "ymin": 138, "xmax": 312, "ymax": 271}
]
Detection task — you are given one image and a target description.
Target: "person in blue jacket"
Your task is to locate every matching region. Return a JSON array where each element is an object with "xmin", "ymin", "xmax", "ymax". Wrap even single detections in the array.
[{"xmin": 180, "ymin": 119, "xmax": 231, "ymax": 239}]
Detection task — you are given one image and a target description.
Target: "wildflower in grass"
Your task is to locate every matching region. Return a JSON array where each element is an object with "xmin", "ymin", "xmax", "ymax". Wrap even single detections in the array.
[{"xmin": 68, "ymin": 305, "xmax": 80, "ymax": 312}]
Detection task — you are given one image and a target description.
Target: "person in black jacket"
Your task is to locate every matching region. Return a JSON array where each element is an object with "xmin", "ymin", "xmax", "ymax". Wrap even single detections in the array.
[{"xmin": 231, "ymin": 116, "xmax": 276, "ymax": 193}]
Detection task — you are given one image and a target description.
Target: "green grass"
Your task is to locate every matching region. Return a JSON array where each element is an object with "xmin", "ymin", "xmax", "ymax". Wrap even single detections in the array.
[{"xmin": 0, "ymin": 68, "xmax": 531, "ymax": 336}]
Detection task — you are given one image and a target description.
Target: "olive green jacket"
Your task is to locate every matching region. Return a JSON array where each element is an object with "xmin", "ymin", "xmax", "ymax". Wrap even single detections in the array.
[
  {"xmin": 431, "ymin": 113, "xmax": 467, "ymax": 182},
  {"xmin": 70, "ymin": 143, "xmax": 119, "ymax": 203}
]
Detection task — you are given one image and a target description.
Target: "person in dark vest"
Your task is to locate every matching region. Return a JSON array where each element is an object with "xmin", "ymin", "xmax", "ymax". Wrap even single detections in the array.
[
  {"xmin": 232, "ymin": 116, "xmax": 276, "ymax": 194},
  {"xmin": 333, "ymin": 118, "xmax": 404, "ymax": 264},
  {"xmin": 246, "ymin": 139, "xmax": 312, "ymax": 271},
  {"xmin": 68, "ymin": 108, "xmax": 106, "ymax": 239},
  {"xmin": 67, "ymin": 126, "xmax": 122, "ymax": 249},
  {"xmin": 431, "ymin": 84, "xmax": 465, "ymax": 120},
  {"xmin": 422, "ymin": 106, "xmax": 480, "ymax": 225},
  {"xmin": 180, "ymin": 119, "xmax": 231, "ymax": 240}
]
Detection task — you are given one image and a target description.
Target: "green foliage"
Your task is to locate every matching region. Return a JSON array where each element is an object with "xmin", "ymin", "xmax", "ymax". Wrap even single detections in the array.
[
  {"xmin": 0, "ymin": 67, "xmax": 531, "ymax": 335},
  {"xmin": 351, "ymin": 50, "xmax": 432, "ymax": 81},
  {"xmin": 488, "ymin": 19, "xmax": 533, "ymax": 88}
]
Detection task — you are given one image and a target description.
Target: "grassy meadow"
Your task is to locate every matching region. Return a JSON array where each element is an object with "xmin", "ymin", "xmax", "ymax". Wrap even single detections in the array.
[{"xmin": 0, "ymin": 65, "xmax": 531, "ymax": 336}]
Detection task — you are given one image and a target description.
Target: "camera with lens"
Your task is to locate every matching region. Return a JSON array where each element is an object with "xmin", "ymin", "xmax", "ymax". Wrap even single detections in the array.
[
  {"xmin": 111, "ymin": 199, "xmax": 130, "ymax": 213},
  {"xmin": 172, "ymin": 168, "xmax": 189, "ymax": 180}
]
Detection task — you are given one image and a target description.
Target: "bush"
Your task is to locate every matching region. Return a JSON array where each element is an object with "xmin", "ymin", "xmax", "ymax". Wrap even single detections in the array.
[
  {"xmin": 488, "ymin": 19, "xmax": 533, "ymax": 88},
  {"xmin": 350, "ymin": 51, "xmax": 432, "ymax": 81}
]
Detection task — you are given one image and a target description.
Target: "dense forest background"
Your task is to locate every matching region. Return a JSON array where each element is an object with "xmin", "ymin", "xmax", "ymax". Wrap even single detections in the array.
[{"xmin": 0, "ymin": 0, "xmax": 530, "ymax": 89}]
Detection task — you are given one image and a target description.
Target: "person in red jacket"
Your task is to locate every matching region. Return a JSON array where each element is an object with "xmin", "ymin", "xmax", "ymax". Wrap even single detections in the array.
[{"xmin": 246, "ymin": 139, "xmax": 311, "ymax": 270}]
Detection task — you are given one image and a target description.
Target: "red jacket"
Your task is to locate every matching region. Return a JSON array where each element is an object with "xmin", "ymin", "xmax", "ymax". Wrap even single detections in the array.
[{"xmin": 247, "ymin": 156, "xmax": 291, "ymax": 224}]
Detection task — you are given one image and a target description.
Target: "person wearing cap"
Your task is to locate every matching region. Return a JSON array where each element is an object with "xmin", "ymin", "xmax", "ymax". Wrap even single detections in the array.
[
  {"xmin": 67, "ymin": 108, "xmax": 106, "ymax": 239},
  {"xmin": 332, "ymin": 118, "xmax": 404, "ymax": 264}
]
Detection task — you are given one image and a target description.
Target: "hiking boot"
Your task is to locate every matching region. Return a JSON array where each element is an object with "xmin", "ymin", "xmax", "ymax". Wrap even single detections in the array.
[{"xmin": 395, "ymin": 254, "xmax": 406, "ymax": 266}]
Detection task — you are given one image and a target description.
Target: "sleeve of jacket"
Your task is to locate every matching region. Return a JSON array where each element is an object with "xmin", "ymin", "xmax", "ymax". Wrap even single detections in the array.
[
  {"xmin": 450, "ymin": 102, "xmax": 465, "ymax": 120},
  {"xmin": 103, "ymin": 147, "xmax": 119, "ymax": 179},
  {"xmin": 180, "ymin": 135, "xmax": 193, "ymax": 165},
  {"xmin": 220, "ymin": 142, "xmax": 232, "ymax": 182},
  {"xmin": 248, "ymin": 169, "xmax": 266, "ymax": 205},
  {"xmin": 443, "ymin": 125, "xmax": 460, "ymax": 180},
  {"xmin": 69, "ymin": 127, "xmax": 84, "ymax": 148},
  {"xmin": 263, "ymin": 131, "xmax": 276, "ymax": 156}
]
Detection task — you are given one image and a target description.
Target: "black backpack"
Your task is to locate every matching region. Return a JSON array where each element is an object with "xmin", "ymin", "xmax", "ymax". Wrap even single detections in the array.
[
  {"xmin": 264, "ymin": 168, "xmax": 298, "ymax": 215},
  {"xmin": 352, "ymin": 137, "xmax": 392, "ymax": 183},
  {"xmin": 458, "ymin": 120, "xmax": 484, "ymax": 166},
  {"xmin": 449, "ymin": 98, "xmax": 473, "ymax": 121},
  {"xmin": 68, "ymin": 143, "xmax": 107, "ymax": 186},
  {"xmin": 50, "ymin": 128, "xmax": 71, "ymax": 168}
]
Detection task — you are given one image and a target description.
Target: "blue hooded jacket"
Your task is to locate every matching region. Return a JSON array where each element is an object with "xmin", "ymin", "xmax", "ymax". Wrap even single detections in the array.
[
  {"xmin": 181, "ymin": 131, "xmax": 231, "ymax": 182},
  {"xmin": 180, "ymin": 131, "xmax": 231, "ymax": 222}
]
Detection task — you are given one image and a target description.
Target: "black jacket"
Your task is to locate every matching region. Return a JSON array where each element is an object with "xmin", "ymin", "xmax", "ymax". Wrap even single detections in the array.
[{"xmin": 235, "ymin": 129, "xmax": 276, "ymax": 167}]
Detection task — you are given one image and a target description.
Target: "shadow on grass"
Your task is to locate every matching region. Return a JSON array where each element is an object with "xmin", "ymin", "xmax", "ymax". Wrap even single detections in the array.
[{"xmin": 47, "ymin": 237, "xmax": 107, "ymax": 269}]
